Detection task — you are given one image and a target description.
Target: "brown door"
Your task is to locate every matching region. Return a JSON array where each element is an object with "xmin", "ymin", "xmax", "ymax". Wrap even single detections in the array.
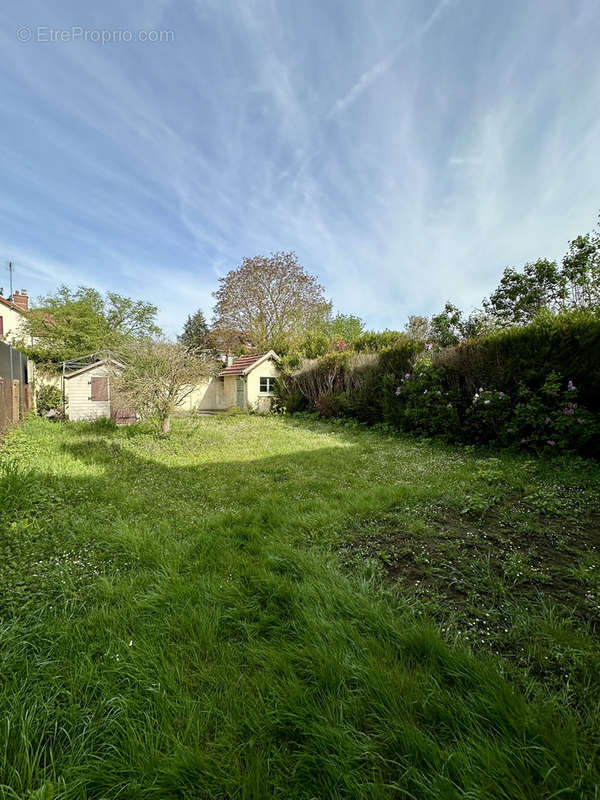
[{"xmin": 90, "ymin": 376, "xmax": 108, "ymax": 401}]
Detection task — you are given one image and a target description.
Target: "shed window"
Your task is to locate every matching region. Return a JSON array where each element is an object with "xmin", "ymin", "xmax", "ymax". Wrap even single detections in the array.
[
  {"xmin": 90, "ymin": 376, "xmax": 108, "ymax": 401},
  {"xmin": 259, "ymin": 376, "xmax": 275, "ymax": 393}
]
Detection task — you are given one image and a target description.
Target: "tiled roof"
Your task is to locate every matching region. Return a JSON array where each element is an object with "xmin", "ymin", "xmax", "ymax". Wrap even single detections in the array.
[{"xmin": 218, "ymin": 353, "xmax": 265, "ymax": 376}]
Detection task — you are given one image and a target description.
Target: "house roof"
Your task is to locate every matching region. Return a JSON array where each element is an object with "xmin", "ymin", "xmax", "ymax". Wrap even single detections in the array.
[
  {"xmin": 64, "ymin": 357, "xmax": 125, "ymax": 379},
  {"xmin": 218, "ymin": 350, "xmax": 280, "ymax": 377},
  {"xmin": 0, "ymin": 295, "xmax": 21, "ymax": 311}
]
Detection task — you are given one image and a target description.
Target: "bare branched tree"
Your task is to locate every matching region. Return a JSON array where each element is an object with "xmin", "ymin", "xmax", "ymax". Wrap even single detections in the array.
[{"xmin": 111, "ymin": 340, "xmax": 217, "ymax": 433}]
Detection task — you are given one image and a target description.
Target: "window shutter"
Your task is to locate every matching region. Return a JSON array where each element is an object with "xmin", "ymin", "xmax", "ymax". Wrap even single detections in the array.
[{"xmin": 90, "ymin": 376, "xmax": 109, "ymax": 401}]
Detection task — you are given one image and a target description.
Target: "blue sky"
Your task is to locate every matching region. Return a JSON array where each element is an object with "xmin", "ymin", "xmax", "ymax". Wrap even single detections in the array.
[{"xmin": 1, "ymin": 0, "xmax": 599, "ymax": 336}]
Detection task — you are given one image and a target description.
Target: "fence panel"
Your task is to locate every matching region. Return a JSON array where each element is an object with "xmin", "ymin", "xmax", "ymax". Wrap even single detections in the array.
[{"xmin": 0, "ymin": 340, "xmax": 31, "ymax": 433}]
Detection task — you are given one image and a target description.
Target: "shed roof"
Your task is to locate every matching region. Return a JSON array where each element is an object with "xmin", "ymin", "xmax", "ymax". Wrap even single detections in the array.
[
  {"xmin": 218, "ymin": 350, "xmax": 280, "ymax": 377},
  {"xmin": 64, "ymin": 357, "xmax": 124, "ymax": 379}
]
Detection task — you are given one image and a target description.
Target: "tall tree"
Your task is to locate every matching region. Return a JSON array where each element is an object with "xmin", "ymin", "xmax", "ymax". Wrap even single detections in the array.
[
  {"xmin": 327, "ymin": 313, "xmax": 365, "ymax": 343},
  {"xmin": 404, "ymin": 315, "xmax": 431, "ymax": 342},
  {"xmin": 17, "ymin": 286, "xmax": 160, "ymax": 368},
  {"xmin": 212, "ymin": 252, "xmax": 329, "ymax": 351},
  {"xmin": 179, "ymin": 309, "xmax": 209, "ymax": 352},
  {"xmin": 430, "ymin": 302, "xmax": 464, "ymax": 347},
  {"xmin": 561, "ymin": 230, "xmax": 600, "ymax": 309},
  {"xmin": 484, "ymin": 259, "xmax": 567, "ymax": 326}
]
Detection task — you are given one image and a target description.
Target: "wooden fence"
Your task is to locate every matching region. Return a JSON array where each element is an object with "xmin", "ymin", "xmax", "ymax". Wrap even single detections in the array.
[{"xmin": 0, "ymin": 341, "xmax": 32, "ymax": 435}]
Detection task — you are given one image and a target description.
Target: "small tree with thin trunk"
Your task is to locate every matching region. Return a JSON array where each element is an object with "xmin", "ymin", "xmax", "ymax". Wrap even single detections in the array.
[{"xmin": 112, "ymin": 340, "xmax": 216, "ymax": 433}]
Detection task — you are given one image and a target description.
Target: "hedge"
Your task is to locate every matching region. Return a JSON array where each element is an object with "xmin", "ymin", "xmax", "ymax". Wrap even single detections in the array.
[{"xmin": 277, "ymin": 310, "xmax": 600, "ymax": 457}]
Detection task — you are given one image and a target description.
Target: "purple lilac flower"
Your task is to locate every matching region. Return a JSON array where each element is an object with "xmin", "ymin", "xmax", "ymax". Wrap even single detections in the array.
[
  {"xmin": 395, "ymin": 387, "xmax": 402, "ymax": 396},
  {"xmin": 567, "ymin": 380, "xmax": 576, "ymax": 391},
  {"xmin": 545, "ymin": 417, "xmax": 551, "ymax": 424},
  {"xmin": 577, "ymin": 418, "xmax": 584, "ymax": 423},
  {"xmin": 546, "ymin": 440, "xmax": 556, "ymax": 447},
  {"xmin": 563, "ymin": 408, "xmax": 574, "ymax": 416},
  {"xmin": 498, "ymin": 392, "xmax": 505, "ymax": 399},
  {"xmin": 425, "ymin": 342, "xmax": 433, "ymax": 351},
  {"xmin": 405, "ymin": 373, "xmax": 411, "ymax": 380}
]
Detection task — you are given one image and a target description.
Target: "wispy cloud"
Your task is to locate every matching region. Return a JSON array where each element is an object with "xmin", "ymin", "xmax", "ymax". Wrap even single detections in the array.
[
  {"xmin": 449, "ymin": 156, "xmax": 483, "ymax": 166},
  {"xmin": 328, "ymin": 0, "xmax": 456, "ymax": 118}
]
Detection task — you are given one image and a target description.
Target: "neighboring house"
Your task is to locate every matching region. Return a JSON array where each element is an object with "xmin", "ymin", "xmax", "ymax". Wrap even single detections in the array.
[
  {"xmin": 180, "ymin": 350, "xmax": 281, "ymax": 413},
  {"xmin": 217, "ymin": 351, "xmax": 280, "ymax": 413},
  {"xmin": 0, "ymin": 292, "xmax": 37, "ymax": 402},
  {"xmin": 64, "ymin": 350, "xmax": 281, "ymax": 420},
  {"xmin": 63, "ymin": 358, "xmax": 124, "ymax": 421},
  {"xmin": 0, "ymin": 290, "xmax": 31, "ymax": 344}
]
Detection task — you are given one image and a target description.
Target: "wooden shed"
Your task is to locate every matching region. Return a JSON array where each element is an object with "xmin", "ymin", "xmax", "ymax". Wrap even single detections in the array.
[{"xmin": 63, "ymin": 358, "xmax": 122, "ymax": 421}]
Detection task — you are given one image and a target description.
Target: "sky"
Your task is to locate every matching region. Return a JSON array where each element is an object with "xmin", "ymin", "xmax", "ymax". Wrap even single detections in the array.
[{"xmin": 1, "ymin": 0, "xmax": 599, "ymax": 337}]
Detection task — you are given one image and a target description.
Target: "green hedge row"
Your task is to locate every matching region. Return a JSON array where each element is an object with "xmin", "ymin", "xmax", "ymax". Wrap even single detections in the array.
[{"xmin": 278, "ymin": 310, "xmax": 600, "ymax": 457}]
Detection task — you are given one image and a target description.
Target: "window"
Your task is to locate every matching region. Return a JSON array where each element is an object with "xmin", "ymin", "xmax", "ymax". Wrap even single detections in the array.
[
  {"xmin": 90, "ymin": 376, "xmax": 108, "ymax": 401},
  {"xmin": 259, "ymin": 376, "xmax": 276, "ymax": 393}
]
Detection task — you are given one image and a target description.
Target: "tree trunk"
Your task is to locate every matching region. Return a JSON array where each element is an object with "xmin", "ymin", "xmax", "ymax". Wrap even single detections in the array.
[{"xmin": 161, "ymin": 415, "xmax": 171, "ymax": 434}]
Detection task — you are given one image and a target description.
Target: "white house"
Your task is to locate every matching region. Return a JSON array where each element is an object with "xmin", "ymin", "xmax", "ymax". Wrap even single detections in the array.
[
  {"xmin": 177, "ymin": 351, "xmax": 281, "ymax": 414},
  {"xmin": 218, "ymin": 350, "xmax": 280, "ymax": 413},
  {"xmin": 0, "ymin": 291, "xmax": 31, "ymax": 344}
]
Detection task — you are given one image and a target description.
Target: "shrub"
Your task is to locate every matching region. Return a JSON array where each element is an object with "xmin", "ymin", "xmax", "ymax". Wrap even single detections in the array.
[
  {"xmin": 384, "ymin": 354, "xmax": 461, "ymax": 438},
  {"xmin": 462, "ymin": 387, "xmax": 513, "ymax": 445},
  {"xmin": 353, "ymin": 330, "xmax": 411, "ymax": 353},
  {"xmin": 36, "ymin": 383, "xmax": 62, "ymax": 416},
  {"xmin": 506, "ymin": 375, "xmax": 599, "ymax": 456}
]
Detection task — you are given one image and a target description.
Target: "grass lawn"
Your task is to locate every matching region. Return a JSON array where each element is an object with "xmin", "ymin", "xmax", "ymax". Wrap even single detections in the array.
[{"xmin": 1, "ymin": 414, "xmax": 599, "ymax": 799}]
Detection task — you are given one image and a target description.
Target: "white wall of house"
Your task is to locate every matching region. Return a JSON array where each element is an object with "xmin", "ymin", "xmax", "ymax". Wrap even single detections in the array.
[
  {"xmin": 178, "ymin": 377, "xmax": 226, "ymax": 413},
  {"xmin": 177, "ymin": 356, "xmax": 279, "ymax": 414},
  {"xmin": 65, "ymin": 364, "xmax": 112, "ymax": 421},
  {"xmin": 0, "ymin": 301, "xmax": 29, "ymax": 344},
  {"xmin": 246, "ymin": 357, "xmax": 279, "ymax": 412},
  {"xmin": 222, "ymin": 375, "xmax": 239, "ymax": 408}
]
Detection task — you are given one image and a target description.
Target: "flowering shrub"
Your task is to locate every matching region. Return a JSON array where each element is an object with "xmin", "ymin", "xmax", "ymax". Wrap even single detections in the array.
[
  {"xmin": 463, "ymin": 387, "xmax": 513, "ymax": 444},
  {"xmin": 383, "ymin": 353, "xmax": 461, "ymax": 438},
  {"xmin": 507, "ymin": 374, "xmax": 599, "ymax": 455}
]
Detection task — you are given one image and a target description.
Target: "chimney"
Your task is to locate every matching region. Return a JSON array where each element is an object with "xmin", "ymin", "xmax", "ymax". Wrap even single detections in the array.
[
  {"xmin": 12, "ymin": 289, "xmax": 28, "ymax": 312},
  {"xmin": 226, "ymin": 350, "xmax": 234, "ymax": 367}
]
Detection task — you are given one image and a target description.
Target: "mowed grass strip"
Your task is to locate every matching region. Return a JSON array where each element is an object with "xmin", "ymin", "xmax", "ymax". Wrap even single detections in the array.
[{"xmin": 0, "ymin": 415, "xmax": 598, "ymax": 799}]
